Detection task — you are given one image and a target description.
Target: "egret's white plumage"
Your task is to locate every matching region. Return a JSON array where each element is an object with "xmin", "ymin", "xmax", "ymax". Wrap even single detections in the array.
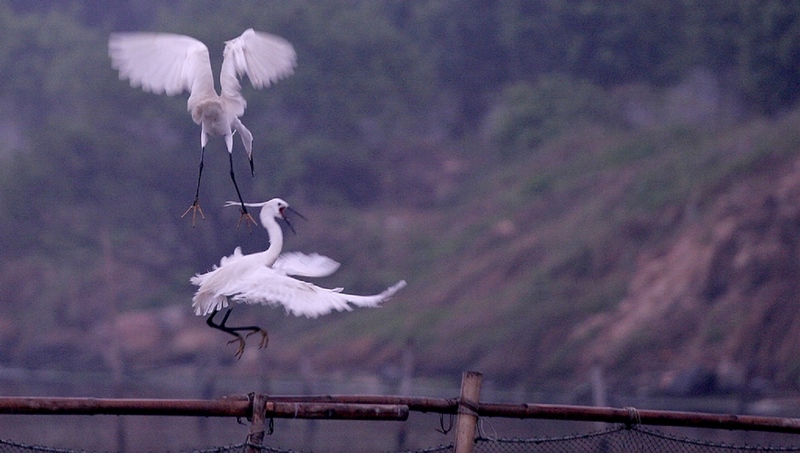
[
  {"xmin": 190, "ymin": 198, "xmax": 406, "ymax": 355},
  {"xmin": 108, "ymin": 29, "xmax": 297, "ymax": 224}
]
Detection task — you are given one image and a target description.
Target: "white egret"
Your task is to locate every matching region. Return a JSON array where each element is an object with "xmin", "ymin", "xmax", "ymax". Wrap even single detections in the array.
[
  {"xmin": 190, "ymin": 198, "xmax": 407, "ymax": 358},
  {"xmin": 108, "ymin": 29, "xmax": 297, "ymax": 226}
]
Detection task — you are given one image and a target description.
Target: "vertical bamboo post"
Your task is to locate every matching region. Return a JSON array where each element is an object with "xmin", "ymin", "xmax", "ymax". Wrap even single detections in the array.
[
  {"xmin": 454, "ymin": 371, "xmax": 482, "ymax": 453},
  {"xmin": 246, "ymin": 394, "xmax": 267, "ymax": 453}
]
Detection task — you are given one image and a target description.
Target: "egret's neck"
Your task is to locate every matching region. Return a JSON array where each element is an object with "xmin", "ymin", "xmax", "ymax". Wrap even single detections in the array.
[{"xmin": 261, "ymin": 217, "xmax": 284, "ymax": 267}]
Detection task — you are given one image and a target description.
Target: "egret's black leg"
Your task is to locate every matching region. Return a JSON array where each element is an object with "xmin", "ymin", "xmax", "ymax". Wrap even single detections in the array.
[
  {"xmin": 228, "ymin": 152, "xmax": 257, "ymax": 229},
  {"xmin": 181, "ymin": 146, "xmax": 206, "ymax": 225},
  {"xmin": 206, "ymin": 308, "xmax": 269, "ymax": 359}
]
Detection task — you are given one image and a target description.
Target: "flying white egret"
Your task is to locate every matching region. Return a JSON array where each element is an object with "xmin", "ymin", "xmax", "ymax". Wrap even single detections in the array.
[
  {"xmin": 108, "ymin": 29, "xmax": 297, "ymax": 226},
  {"xmin": 190, "ymin": 198, "xmax": 407, "ymax": 358}
]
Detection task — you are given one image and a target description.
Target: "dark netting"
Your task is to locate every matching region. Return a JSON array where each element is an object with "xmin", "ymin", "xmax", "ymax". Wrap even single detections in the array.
[
  {"xmin": 473, "ymin": 425, "xmax": 800, "ymax": 453},
  {"xmin": 0, "ymin": 440, "xmax": 254, "ymax": 453},
  {"xmin": 248, "ymin": 444, "xmax": 456, "ymax": 453},
  {"xmin": 3, "ymin": 426, "xmax": 800, "ymax": 453},
  {"xmin": 0, "ymin": 439, "xmax": 456, "ymax": 453},
  {"xmin": 394, "ymin": 445, "xmax": 454, "ymax": 453}
]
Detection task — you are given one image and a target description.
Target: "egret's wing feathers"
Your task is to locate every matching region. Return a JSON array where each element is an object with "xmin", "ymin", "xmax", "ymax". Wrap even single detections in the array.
[
  {"xmin": 190, "ymin": 247, "xmax": 251, "ymax": 316},
  {"xmin": 226, "ymin": 28, "xmax": 297, "ymax": 88},
  {"xmin": 109, "ymin": 32, "xmax": 213, "ymax": 99},
  {"xmin": 220, "ymin": 28, "xmax": 297, "ymax": 116},
  {"xmin": 273, "ymin": 252, "xmax": 341, "ymax": 278},
  {"xmin": 219, "ymin": 246, "xmax": 245, "ymax": 266},
  {"xmin": 231, "ymin": 267, "xmax": 405, "ymax": 318},
  {"xmin": 190, "ymin": 268, "xmax": 230, "ymax": 316}
]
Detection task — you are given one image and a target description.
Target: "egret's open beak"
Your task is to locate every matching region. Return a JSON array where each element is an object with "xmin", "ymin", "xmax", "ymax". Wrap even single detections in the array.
[{"xmin": 280, "ymin": 206, "xmax": 307, "ymax": 234}]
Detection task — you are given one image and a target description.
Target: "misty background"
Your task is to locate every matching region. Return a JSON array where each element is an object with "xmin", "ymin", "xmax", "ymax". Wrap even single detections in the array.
[{"xmin": 2, "ymin": 0, "xmax": 800, "ymax": 428}]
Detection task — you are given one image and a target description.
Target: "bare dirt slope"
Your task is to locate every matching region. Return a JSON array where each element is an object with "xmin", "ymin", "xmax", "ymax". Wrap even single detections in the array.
[{"xmin": 578, "ymin": 153, "xmax": 800, "ymax": 390}]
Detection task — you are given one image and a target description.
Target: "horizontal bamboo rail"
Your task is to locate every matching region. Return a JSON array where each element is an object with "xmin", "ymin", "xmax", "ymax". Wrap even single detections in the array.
[
  {"xmin": 0, "ymin": 396, "xmax": 407, "ymax": 420},
  {"xmin": 267, "ymin": 395, "xmax": 459, "ymax": 413},
  {"xmin": 477, "ymin": 403, "xmax": 800, "ymax": 433},
  {"xmin": 0, "ymin": 394, "xmax": 799, "ymax": 434},
  {"xmin": 0, "ymin": 397, "xmax": 250, "ymax": 417}
]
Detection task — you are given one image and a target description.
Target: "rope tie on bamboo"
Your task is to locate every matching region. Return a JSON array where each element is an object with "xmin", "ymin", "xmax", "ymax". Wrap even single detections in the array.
[
  {"xmin": 246, "ymin": 393, "xmax": 268, "ymax": 446},
  {"xmin": 458, "ymin": 398, "xmax": 480, "ymax": 417},
  {"xmin": 624, "ymin": 406, "xmax": 641, "ymax": 426},
  {"xmin": 243, "ymin": 392, "xmax": 256, "ymax": 423},
  {"xmin": 435, "ymin": 413, "xmax": 453, "ymax": 434}
]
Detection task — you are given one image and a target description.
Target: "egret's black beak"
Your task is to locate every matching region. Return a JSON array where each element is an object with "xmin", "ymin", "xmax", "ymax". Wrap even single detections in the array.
[{"xmin": 280, "ymin": 206, "xmax": 307, "ymax": 235}]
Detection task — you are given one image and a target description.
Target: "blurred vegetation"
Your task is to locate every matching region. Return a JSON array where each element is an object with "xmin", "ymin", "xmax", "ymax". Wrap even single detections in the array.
[
  {"xmin": 486, "ymin": 75, "xmax": 616, "ymax": 156},
  {"xmin": 1, "ymin": 0, "xmax": 800, "ymax": 383}
]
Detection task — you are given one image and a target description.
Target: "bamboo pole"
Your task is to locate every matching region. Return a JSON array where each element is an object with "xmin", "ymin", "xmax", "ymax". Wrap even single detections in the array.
[
  {"xmin": 477, "ymin": 403, "xmax": 800, "ymax": 433},
  {"xmin": 268, "ymin": 395, "xmax": 458, "ymax": 413},
  {"xmin": 246, "ymin": 394, "xmax": 266, "ymax": 453},
  {"xmin": 0, "ymin": 397, "xmax": 251, "ymax": 417},
  {"xmin": 265, "ymin": 402, "xmax": 408, "ymax": 420},
  {"xmin": 0, "ymin": 397, "xmax": 409, "ymax": 420},
  {"xmin": 454, "ymin": 371, "xmax": 482, "ymax": 453},
  {"xmin": 0, "ymin": 390, "xmax": 799, "ymax": 434},
  {"xmin": 271, "ymin": 395, "xmax": 800, "ymax": 434}
]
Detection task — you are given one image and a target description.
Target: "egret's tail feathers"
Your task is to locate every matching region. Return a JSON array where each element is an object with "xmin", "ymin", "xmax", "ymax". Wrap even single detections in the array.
[{"xmin": 232, "ymin": 117, "xmax": 254, "ymax": 158}]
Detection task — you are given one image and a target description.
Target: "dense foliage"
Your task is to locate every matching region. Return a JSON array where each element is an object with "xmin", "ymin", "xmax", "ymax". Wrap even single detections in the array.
[{"xmin": 1, "ymin": 1, "xmax": 800, "ymax": 378}]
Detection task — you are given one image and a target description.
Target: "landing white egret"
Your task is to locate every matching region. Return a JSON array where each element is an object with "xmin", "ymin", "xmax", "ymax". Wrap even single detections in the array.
[
  {"xmin": 190, "ymin": 198, "xmax": 407, "ymax": 358},
  {"xmin": 108, "ymin": 29, "xmax": 296, "ymax": 226}
]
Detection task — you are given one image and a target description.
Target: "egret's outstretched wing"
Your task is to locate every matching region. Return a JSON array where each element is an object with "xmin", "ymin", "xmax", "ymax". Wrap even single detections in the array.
[
  {"xmin": 231, "ymin": 267, "xmax": 406, "ymax": 318},
  {"xmin": 220, "ymin": 28, "xmax": 297, "ymax": 116},
  {"xmin": 109, "ymin": 32, "xmax": 213, "ymax": 98},
  {"xmin": 225, "ymin": 28, "xmax": 297, "ymax": 89},
  {"xmin": 273, "ymin": 252, "xmax": 340, "ymax": 278}
]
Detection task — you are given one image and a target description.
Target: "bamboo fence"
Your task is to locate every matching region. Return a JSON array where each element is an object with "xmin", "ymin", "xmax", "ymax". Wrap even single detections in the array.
[{"xmin": 1, "ymin": 372, "xmax": 800, "ymax": 453}]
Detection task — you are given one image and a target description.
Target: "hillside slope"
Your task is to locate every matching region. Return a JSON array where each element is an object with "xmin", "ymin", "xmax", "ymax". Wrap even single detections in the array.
[
  {"xmin": 581, "ymin": 146, "xmax": 800, "ymax": 391},
  {"xmin": 262, "ymin": 110, "xmax": 800, "ymax": 392}
]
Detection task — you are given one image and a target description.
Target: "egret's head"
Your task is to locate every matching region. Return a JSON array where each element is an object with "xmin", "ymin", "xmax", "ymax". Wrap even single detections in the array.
[{"xmin": 225, "ymin": 198, "xmax": 306, "ymax": 233}]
